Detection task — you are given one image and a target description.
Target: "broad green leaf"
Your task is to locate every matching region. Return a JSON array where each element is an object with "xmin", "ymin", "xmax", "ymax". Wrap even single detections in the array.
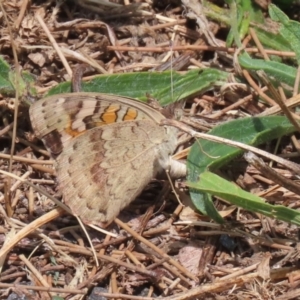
[
  {"xmin": 269, "ymin": 4, "xmax": 300, "ymax": 64},
  {"xmin": 187, "ymin": 116, "xmax": 297, "ymax": 223},
  {"xmin": 269, "ymin": 4, "xmax": 289, "ymax": 23},
  {"xmin": 46, "ymin": 69, "xmax": 229, "ymax": 105},
  {"xmin": 188, "ymin": 172, "xmax": 300, "ymax": 226}
]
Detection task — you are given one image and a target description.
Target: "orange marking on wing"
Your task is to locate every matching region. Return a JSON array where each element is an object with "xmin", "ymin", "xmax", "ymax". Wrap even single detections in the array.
[
  {"xmin": 102, "ymin": 104, "xmax": 120, "ymax": 124},
  {"xmin": 65, "ymin": 118, "xmax": 87, "ymax": 137},
  {"xmin": 124, "ymin": 107, "xmax": 138, "ymax": 121},
  {"xmin": 65, "ymin": 127, "xmax": 86, "ymax": 137}
]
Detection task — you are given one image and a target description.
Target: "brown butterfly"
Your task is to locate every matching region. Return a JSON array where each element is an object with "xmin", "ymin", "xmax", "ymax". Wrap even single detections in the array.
[{"xmin": 30, "ymin": 92, "xmax": 182, "ymax": 225}]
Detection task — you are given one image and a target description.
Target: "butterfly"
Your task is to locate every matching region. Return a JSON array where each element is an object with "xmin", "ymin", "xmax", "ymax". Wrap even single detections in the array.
[{"xmin": 30, "ymin": 92, "xmax": 182, "ymax": 225}]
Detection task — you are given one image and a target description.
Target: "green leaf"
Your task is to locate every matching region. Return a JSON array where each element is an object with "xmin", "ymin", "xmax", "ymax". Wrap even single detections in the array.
[
  {"xmin": 202, "ymin": 1, "xmax": 292, "ymax": 57},
  {"xmin": 46, "ymin": 69, "xmax": 229, "ymax": 105},
  {"xmin": 226, "ymin": 0, "xmax": 243, "ymax": 47},
  {"xmin": 0, "ymin": 56, "xmax": 14, "ymax": 95},
  {"xmin": 269, "ymin": 4, "xmax": 289, "ymax": 23},
  {"xmin": 254, "ymin": 27, "xmax": 292, "ymax": 54},
  {"xmin": 238, "ymin": 53, "xmax": 298, "ymax": 91},
  {"xmin": 226, "ymin": 0, "xmax": 259, "ymax": 47},
  {"xmin": 0, "ymin": 56, "xmax": 36, "ymax": 98},
  {"xmin": 269, "ymin": 4, "xmax": 300, "ymax": 64},
  {"xmin": 203, "ymin": 0, "xmax": 231, "ymax": 26},
  {"xmin": 188, "ymin": 172, "xmax": 300, "ymax": 226},
  {"xmin": 187, "ymin": 116, "xmax": 296, "ymax": 223}
]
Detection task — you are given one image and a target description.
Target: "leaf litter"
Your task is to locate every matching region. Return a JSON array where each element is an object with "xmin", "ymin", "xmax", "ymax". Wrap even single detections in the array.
[{"xmin": 0, "ymin": 0, "xmax": 300, "ymax": 299}]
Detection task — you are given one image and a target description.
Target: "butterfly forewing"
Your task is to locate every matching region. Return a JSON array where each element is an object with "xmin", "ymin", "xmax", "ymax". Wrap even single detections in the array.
[{"xmin": 29, "ymin": 92, "xmax": 166, "ymax": 156}]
